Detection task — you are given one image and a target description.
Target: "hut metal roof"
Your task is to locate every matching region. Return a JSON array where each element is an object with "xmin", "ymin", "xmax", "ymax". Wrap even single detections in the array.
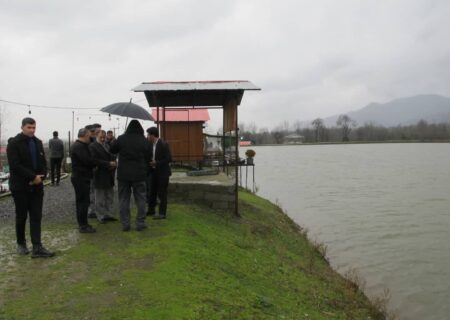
[{"xmin": 133, "ymin": 80, "xmax": 260, "ymax": 107}]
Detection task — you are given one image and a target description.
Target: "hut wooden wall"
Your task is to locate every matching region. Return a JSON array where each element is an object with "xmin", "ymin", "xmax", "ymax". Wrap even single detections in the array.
[{"xmin": 161, "ymin": 122, "xmax": 204, "ymax": 161}]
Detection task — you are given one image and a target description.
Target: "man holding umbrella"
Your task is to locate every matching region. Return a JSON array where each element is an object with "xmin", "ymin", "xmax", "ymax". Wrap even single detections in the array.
[{"xmin": 109, "ymin": 120, "xmax": 151, "ymax": 231}]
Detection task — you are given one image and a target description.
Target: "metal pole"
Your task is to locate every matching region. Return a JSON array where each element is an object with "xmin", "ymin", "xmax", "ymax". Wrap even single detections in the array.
[
  {"xmin": 253, "ymin": 165, "xmax": 256, "ymax": 193},
  {"xmin": 222, "ymin": 107, "xmax": 225, "ymax": 173},
  {"xmin": 235, "ymin": 103, "xmax": 240, "ymax": 217},
  {"xmin": 68, "ymin": 131, "xmax": 71, "ymax": 151},
  {"xmin": 246, "ymin": 165, "xmax": 248, "ymax": 190},
  {"xmin": 72, "ymin": 111, "xmax": 75, "ymax": 143},
  {"xmin": 157, "ymin": 106, "xmax": 160, "ymax": 132}
]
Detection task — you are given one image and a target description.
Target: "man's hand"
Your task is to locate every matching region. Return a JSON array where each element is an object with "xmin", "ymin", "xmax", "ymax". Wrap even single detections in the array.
[
  {"xmin": 110, "ymin": 161, "xmax": 117, "ymax": 168},
  {"xmin": 30, "ymin": 175, "xmax": 45, "ymax": 185},
  {"xmin": 149, "ymin": 161, "xmax": 156, "ymax": 168}
]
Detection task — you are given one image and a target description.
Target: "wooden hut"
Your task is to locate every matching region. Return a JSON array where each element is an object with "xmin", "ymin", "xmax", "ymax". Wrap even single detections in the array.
[
  {"xmin": 133, "ymin": 80, "xmax": 260, "ymax": 216},
  {"xmin": 151, "ymin": 108, "xmax": 210, "ymax": 161}
]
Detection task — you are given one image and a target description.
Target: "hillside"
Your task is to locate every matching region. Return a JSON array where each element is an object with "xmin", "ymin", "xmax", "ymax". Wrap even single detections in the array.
[
  {"xmin": 0, "ymin": 191, "xmax": 384, "ymax": 319},
  {"xmin": 322, "ymin": 94, "xmax": 450, "ymax": 127}
]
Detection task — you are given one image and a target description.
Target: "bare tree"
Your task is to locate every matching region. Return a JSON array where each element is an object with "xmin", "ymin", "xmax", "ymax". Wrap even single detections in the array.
[
  {"xmin": 337, "ymin": 114, "xmax": 356, "ymax": 141},
  {"xmin": 311, "ymin": 118, "xmax": 325, "ymax": 142},
  {"xmin": 293, "ymin": 120, "xmax": 302, "ymax": 134}
]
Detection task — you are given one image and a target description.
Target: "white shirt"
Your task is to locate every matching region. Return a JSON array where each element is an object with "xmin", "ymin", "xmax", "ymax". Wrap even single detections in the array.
[{"xmin": 152, "ymin": 138, "xmax": 159, "ymax": 162}]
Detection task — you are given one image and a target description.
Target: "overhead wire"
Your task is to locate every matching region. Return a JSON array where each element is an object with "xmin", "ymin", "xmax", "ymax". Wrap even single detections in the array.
[{"xmin": 0, "ymin": 98, "xmax": 99, "ymax": 110}]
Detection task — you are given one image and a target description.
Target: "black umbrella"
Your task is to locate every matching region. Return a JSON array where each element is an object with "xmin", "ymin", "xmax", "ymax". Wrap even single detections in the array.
[{"xmin": 100, "ymin": 102, "xmax": 155, "ymax": 122}]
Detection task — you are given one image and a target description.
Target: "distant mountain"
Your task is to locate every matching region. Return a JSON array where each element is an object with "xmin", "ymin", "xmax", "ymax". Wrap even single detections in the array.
[{"xmin": 322, "ymin": 94, "xmax": 450, "ymax": 127}]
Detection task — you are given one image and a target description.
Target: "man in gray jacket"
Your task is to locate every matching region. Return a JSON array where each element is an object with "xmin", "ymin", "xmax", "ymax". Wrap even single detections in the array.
[{"xmin": 48, "ymin": 131, "xmax": 64, "ymax": 186}]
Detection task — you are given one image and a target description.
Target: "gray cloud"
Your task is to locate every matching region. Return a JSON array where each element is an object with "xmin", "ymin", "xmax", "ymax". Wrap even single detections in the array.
[{"xmin": 1, "ymin": 0, "xmax": 450, "ymax": 139}]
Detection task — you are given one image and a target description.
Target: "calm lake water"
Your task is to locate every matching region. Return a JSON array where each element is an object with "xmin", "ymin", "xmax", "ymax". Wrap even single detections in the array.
[{"xmin": 246, "ymin": 143, "xmax": 450, "ymax": 320}]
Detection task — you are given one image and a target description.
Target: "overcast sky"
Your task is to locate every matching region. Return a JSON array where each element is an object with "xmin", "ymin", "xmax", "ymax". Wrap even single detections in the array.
[{"xmin": 1, "ymin": 0, "xmax": 450, "ymax": 140}]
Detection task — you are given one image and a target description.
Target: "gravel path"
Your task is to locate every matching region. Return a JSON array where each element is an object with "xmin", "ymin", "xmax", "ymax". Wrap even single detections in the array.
[
  {"xmin": 0, "ymin": 177, "xmax": 120, "ymax": 225},
  {"xmin": 0, "ymin": 177, "xmax": 76, "ymax": 225}
]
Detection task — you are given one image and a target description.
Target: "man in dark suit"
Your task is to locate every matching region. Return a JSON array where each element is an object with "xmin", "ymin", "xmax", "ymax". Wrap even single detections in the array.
[
  {"xmin": 6, "ymin": 117, "xmax": 54, "ymax": 258},
  {"xmin": 110, "ymin": 120, "xmax": 151, "ymax": 231},
  {"xmin": 146, "ymin": 127, "xmax": 172, "ymax": 220},
  {"xmin": 48, "ymin": 130, "xmax": 65, "ymax": 186},
  {"xmin": 89, "ymin": 130, "xmax": 117, "ymax": 223},
  {"xmin": 71, "ymin": 128, "xmax": 96, "ymax": 233}
]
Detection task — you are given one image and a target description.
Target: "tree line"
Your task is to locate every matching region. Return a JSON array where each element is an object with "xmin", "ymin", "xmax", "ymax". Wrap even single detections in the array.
[{"xmin": 239, "ymin": 115, "xmax": 450, "ymax": 144}]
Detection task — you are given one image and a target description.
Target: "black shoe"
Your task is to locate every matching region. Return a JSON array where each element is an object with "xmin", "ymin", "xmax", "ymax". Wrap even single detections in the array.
[
  {"xmin": 79, "ymin": 225, "xmax": 96, "ymax": 233},
  {"xmin": 104, "ymin": 216, "xmax": 118, "ymax": 222},
  {"xmin": 17, "ymin": 244, "xmax": 30, "ymax": 255},
  {"xmin": 88, "ymin": 212, "xmax": 97, "ymax": 219},
  {"xmin": 31, "ymin": 245, "xmax": 55, "ymax": 258},
  {"xmin": 152, "ymin": 215, "xmax": 166, "ymax": 220},
  {"xmin": 136, "ymin": 225, "xmax": 148, "ymax": 231},
  {"xmin": 122, "ymin": 225, "xmax": 131, "ymax": 232},
  {"xmin": 146, "ymin": 210, "xmax": 156, "ymax": 216}
]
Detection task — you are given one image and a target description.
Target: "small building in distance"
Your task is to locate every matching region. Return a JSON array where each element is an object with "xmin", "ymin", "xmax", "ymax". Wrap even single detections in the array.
[
  {"xmin": 152, "ymin": 108, "xmax": 210, "ymax": 162},
  {"xmin": 239, "ymin": 140, "xmax": 252, "ymax": 147},
  {"xmin": 283, "ymin": 133, "xmax": 304, "ymax": 144}
]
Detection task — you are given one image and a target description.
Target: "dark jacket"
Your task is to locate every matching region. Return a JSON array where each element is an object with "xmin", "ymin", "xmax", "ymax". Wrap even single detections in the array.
[
  {"xmin": 48, "ymin": 137, "xmax": 65, "ymax": 158},
  {"xmin": 149, "ymin": 139, "xmax": 172, "ymax": 177},
  {"xmin": 89, "ymin": 141, "xmax": 115, "ymax": 189},
  {"xmin": 109, "ymin": 120, "xmax": 151, "ymax": 182},
  {"xmin": 70, "ymin": 140, "xmax": 95, "ymax": 180},
  {"xmin": 7, "ymin": 133, "xmax": 47, "ymax": 192}
]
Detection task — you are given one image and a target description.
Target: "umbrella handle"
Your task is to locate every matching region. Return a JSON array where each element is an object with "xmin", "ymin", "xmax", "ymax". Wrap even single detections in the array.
[{"xmin": 125, "ymin": 117, "xmax": 129, "ymax": 129}]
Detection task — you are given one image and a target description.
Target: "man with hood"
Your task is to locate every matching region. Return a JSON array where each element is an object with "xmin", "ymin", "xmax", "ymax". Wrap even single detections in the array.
[
  {"xmin": 110, "ymin": 120, "xmax": 151, "ymax": 231},
  {"xmin": 7, "ymin": 117, "xmax": 54, "ymax": 257}
]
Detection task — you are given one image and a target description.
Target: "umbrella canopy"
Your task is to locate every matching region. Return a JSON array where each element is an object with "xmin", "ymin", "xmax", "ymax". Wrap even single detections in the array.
[{"xmin": 100, "ymin": 102, "xmax": 154, "ymax": 121}]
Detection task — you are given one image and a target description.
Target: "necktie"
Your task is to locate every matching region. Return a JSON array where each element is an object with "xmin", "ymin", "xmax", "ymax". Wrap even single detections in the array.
[{"xmin": 28, "ymin": 138, "xmax": 38, "ymax": 170}]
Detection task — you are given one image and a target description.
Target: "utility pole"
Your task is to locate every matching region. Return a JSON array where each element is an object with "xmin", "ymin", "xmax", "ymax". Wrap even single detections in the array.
[{"xmin": 72, "ymin": 110, "xmax": 75, "ymax": 143}]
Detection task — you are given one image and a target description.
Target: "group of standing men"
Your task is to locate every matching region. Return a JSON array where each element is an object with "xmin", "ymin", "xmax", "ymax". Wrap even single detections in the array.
[
  {"xmin": 7, "ymin": 117, "xmax": 171, "ymax": 258},
  {"xmin": 70, "ymin": 119, "xmax": 171, "ymax": 233}
]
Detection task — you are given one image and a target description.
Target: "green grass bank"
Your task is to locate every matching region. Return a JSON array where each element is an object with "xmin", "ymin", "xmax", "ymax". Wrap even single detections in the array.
[{"xmin": 0, "ymin": 191, "xmax": 384, "ymax": 320}]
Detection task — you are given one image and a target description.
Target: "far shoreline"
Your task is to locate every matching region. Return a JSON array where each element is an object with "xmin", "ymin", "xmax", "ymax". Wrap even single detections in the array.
[{"xmin": 244, "ymin": 140, "xmax": 450, "ymax": 147}]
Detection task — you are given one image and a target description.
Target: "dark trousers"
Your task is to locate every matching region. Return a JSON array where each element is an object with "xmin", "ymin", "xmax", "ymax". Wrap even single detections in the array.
[
  {"xmin": 71, "ymin": 177, "xmax": 90, "ymax": 227},
  {"xmin": 50, "ymin": 157, "xmax": 63, "ymax": 184},
  {"xmin": 148, "ymin": 172, "xmax": 169, "ymax": 216},
  {"xmin": 12, "ymin": 187, "xmax": 43, "ymax": 246},
  {"xmin": 118, "ymin": 180, "xmax": 147, "ymax": 228}
]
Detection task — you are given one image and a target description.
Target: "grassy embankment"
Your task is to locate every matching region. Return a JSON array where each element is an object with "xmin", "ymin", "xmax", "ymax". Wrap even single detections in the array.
[{"xmin": 0, "ymin": 191, "xmax": 384, "ymax": 319}]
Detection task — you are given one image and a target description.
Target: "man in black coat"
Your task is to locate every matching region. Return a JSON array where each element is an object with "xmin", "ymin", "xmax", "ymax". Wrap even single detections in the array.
[
  {"xmin": 146, "ymin": 127, "xmax": 172, "ymax": 219},
  {"xmin": 110, "ymin": 120, "xmax": 151, "ymax": 231},
  {"xmin": 70, "ymin": 128, "xmax": 96, "ymax": 233},
  {"xmin": 89, "ymin": 130, "xmax": 117, "ymax": 223},
  {"xmin": 6, "ymin": 117, "xmax": 54, "ymax": 258}
]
